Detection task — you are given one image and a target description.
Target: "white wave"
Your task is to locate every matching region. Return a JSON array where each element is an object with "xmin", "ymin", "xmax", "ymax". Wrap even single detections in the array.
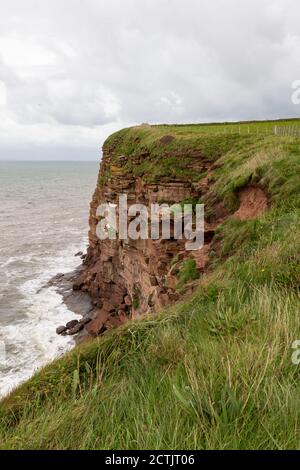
[
  {"xmin": 0, "ymin": 238, "xmax": 88, "ymax": 399},
  {"xmin": 0, "ymin": 254, "xmax": 35, "ymax": 269}
]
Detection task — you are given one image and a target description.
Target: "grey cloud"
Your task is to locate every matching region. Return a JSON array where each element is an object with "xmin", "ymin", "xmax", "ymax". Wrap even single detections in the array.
[{"xmin": 0, "ymin": 0, "xmax": 299, "ymax": 159}]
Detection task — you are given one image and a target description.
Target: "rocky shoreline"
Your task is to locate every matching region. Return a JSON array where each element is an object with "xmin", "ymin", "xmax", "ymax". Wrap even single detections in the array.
[{"xmin": 49, "ymin": 263, "xmax": 98, "ymax": 343}]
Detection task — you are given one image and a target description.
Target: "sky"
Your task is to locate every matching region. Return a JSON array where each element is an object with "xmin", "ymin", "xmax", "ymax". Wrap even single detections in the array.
[{"xmin": 0, "ymin": 0, "xmax": 300, "ymax": 160}]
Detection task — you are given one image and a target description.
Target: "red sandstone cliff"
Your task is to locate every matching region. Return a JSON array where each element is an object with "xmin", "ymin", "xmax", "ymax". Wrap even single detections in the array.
[
  {"xmin": 72, "ymin": 141, "xmax": 215, "ymax": 337},
  {"xmin": 65, "ymin": 127, "xmax": 267, "ymax": 339}
]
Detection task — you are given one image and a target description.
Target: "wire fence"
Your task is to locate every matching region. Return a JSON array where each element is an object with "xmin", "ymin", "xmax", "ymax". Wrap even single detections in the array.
[
  {"xmin": 216, "ymin": 125, "xmax": 300, "ymax": 137},
  {"xmin": 273, "ymin": 125, "xmax": 300, "ymax": 137}
]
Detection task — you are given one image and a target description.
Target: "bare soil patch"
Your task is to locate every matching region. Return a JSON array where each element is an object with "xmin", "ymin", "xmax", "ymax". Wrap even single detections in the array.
[{"xmin": 234, "ymin": 186, "xmax": 268, "ymax": 221}]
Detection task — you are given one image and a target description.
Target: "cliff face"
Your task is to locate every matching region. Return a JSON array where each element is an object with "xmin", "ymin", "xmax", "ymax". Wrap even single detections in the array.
[
  {"xmin": 73, "ymin": 125, "xmax": 266, "ymax": 338},
  {"xmin": 71, "ymin": 127, "xmax": 217, "ymax": 336}
]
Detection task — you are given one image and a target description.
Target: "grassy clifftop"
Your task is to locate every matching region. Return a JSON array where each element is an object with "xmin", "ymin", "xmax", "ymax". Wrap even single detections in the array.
[{"xmin": 1, "ymin": 120, "xmax": 300, "ymax": 450}]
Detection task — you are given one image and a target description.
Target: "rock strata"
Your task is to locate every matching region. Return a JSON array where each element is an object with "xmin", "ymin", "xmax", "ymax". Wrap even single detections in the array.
[
  {"xmin": 55, "ymin": 129, "xmax": 268, "ymax": 341},
  {"xmin": 70, "ymin": 136, "xmax": 217, "ymax": 339}
]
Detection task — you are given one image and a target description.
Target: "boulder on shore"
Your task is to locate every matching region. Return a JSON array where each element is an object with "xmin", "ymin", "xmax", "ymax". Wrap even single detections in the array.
[
  {"xmin": 66, "ymin": 319, "xmax": 79, "ymax": 330},
  {"xmin": 56, "ymin": 325, "xmax": 67, "ymax": 335},
  {"xmin": 68, "ymin": 323, "xmax": 85, "ymax": 335}
]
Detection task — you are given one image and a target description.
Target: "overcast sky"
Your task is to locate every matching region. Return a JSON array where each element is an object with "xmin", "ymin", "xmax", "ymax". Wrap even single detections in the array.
[{"xmin": 0, "ymin": 0, "xmax": 299, "ymax": 160}]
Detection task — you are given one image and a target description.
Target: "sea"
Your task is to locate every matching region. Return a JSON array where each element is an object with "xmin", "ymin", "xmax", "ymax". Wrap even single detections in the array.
[{"xmin": 0, "ymin": 161, "xmax": 98, "ymax": 398}]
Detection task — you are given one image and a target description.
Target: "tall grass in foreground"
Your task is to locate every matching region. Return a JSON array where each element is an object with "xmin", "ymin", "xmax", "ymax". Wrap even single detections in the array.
[{"xmin": 0, "ymin": 279, "xmax": 299, "ymax": 449}]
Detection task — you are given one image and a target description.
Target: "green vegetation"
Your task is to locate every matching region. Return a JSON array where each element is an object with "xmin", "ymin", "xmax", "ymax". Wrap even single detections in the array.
[
  {"xmin": 104, "ymin": 118, "xmax": 300, "ymax": 184},
  {"xmin": 176, "ymin": 258, "xmax": 199, "ymax": 290},
  {"xmin": 132, "ymin": 297, "xmax": 140, "ymax": 310},
  {"xmin": 1, "ymin": 119, "xmax": 300, "ymax": 450}
]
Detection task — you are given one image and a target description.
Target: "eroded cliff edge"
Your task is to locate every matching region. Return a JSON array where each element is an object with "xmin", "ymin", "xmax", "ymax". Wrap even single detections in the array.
[{"xmin": 70, "ymin": 125, "xmax": 267, "ymax": 338}]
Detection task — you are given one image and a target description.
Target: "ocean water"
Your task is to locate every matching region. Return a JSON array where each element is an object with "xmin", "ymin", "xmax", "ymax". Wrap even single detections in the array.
[{"xmin": 0, "ymin": 161, "xmax": 98, "ymax": 398}]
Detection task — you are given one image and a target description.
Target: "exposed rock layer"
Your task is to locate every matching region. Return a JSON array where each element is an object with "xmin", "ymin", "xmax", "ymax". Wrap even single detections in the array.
[
  {"xmin": 72, "ymin": 145, "xmax": 216, "ymax": 337},
  {"xmin": 70, "ymin": 135, "xmax": 267, "ymax": 339}
]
